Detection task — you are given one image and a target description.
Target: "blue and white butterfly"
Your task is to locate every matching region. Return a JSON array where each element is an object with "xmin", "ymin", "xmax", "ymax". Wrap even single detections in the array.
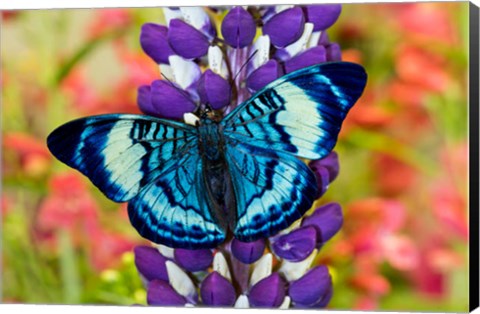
[{"xmin": 47, "ymin": 62, "xmax": 367, "ymax": 249}]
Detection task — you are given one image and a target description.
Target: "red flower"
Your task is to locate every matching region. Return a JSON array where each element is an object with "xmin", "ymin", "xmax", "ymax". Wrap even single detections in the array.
[
  {"xmin": 36, "ymin": 173, "xmax": 100, "ymax": 248},
  {"xmin": 88, "ymin": 228, "xmax": 137, "ymax": 271},
  {"xmin": 3, "ymin": 132, "xmax": 51, "ymax": 177},
  {"xmin": 395, "ymin": 44, "xmax": 450, "ymax": 93},
  {"xmin": 88, "ymin": 9, "xmax": 132, "ymax": 39},
  {"xmin": 397, "ymin": 3, "xmax": 458, "ymax": 45},
  {"xmin": 430, "ymin": 182, "xmax": 468, "ymax": 241},
  {"xmin": 371, "ymin": 153, "xmax": 417, "ymax": 197}
]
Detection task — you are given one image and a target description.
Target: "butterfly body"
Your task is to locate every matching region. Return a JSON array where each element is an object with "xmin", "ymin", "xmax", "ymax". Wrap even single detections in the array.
[{"xmin": 47, "ymin": 62, "xmax": 367, "ymax": 249}]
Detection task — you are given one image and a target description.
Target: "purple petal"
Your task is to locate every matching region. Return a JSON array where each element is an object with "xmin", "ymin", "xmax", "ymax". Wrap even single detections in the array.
[
  {"xmin": 289, "ymin": 266, "xmax": 332, "ymax": 307},
  {"xmin": 150, "ymin": 80, "xmax": 196, "ymax": 119},
  {"xmin": 263, "ymin": 7, "xmax": 305, "ymax": 48},
  {"xmin": 309, "ymin": 164, "xmax": 329, "ymax": 199},
  {"xmin": 221, "ymin": 6, "xmax": 256, "ymax": 48},
  {"xmin": 271, "ymin": 226, "xmax": 317, "ymax": 262},
  {"xmin": 246, "ymin": 60, "xmax": 282, "ymax": 92},
  {"xmin": 137, "ymin": 85, "xmax": 155, "ymax": 116},
  {"xmin": 200, "ymin": 271, "xmax": 236, "ymax": 306},
  {"xmin": 134, "ymin": 246, "xmax": 169, "ymax": 282},
  {"xmin": 140, "ymin": 23, "xmax": 175, "ymax": 64},
  {"xmin": 326, "ymin": 43, "xmax": 342, "ymax": 61},
  {"xmin": 318, "ymin": 31, "xmax": 330, "ymax": 45},
  {"xmin": 312, "ymin": 286, "xmax": 333, "ymax": 308},
  {"xmin": 174, "ymin": 248, "xmax": 213, "ymax": 272},
  {"xmin": 197, "ymin": 70, "xmax": 231, "ymax": 110},
  {"xmin": 147, "ymin": 279, "xmax": 186, "ymax": 306},
  {"xmin": 168, "ymin": 19, "xmax": 209, "ymax": 59},
  {"xmin": 301, "ymin": 202, "xmax": 343, "ymax": 244},
  {"xmin": 249, "ymin": 273, "xmax": 286, "ymax": 308},
  {"xmin": 284, "ymin": 46, "xmax": 326, "ymax": 74},
  {"xmin": 231, "ymin": 238, "xmax": 266, "ymax": 264},
  {"xmin": 303, "ymin": 4, "xmax": 342, "ymax": 31},
  {"xmin": 309, "ymin": 151, "xmax": 339, "ymax": 183}
]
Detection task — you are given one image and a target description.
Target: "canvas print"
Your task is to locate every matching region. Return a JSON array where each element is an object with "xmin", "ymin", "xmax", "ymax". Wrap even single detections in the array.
[{"xmin": 1, "ymin": 2, "xmax": 476, "ymax": 312}]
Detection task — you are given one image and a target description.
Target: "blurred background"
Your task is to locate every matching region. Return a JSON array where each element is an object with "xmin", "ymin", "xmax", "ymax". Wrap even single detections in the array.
[{"xmin": 1, "ymin": 2, "xmax": 470, "ymax": 311}]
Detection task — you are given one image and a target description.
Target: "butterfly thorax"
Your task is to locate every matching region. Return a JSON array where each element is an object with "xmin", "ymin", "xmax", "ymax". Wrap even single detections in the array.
[{"xmin": 197, "ymin": 117, "xmax": 235, "ymax": 231}]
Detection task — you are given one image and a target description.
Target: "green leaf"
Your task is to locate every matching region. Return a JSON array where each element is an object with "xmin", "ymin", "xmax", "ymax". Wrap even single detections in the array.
[{"xmin": 58, "ymin": 230, "xmax": 82, "ymax": 304}]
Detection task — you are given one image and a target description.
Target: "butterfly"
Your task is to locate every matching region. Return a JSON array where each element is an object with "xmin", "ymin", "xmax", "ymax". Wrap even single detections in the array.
[{"xmin": 47, "ymin": 61, "xmax": 367, "ymax": 249}]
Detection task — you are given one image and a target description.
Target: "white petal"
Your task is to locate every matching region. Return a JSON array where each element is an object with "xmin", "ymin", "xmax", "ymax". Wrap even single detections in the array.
[
  {"xmin": 278, "ymin": 249, "xmax": 318, "ymax": 282},
  {"xmin": 183, "ymin": 113, "xmax": 200, "ymax": 126},
  {"xmin": 208, "ymin": 46, "xmax": 228, "ymax": 78},
  {"xmin": 234, "ymin": 295, "xmax": 250, "ymax": 308},
  {"xmin": 185, "ymin": 303, "xmax": 195, "ymax": 307},
  {"xmin": 162, "ymin": 8, "xmax": 183, "ymax": 25},
  {"xmin": 275, "ymin": 5, "xmax": 294, "ymax": 13},
  {"xmin": 156, "ymin": 244, "xmax": 174, "ymax": 259},
  {"xmin": 308, "ymin": 31, "xmax": 322, "ymax": 49},
  {"xmin": 284, "ymin": 22, "xmax": 314, "ymax": 58},
  {"xmin": 250, "ymin": 35, "xmax": 271, "ymax": 72},
  {"xmin": 168, "ymin": 55, "xmax": 201, "ymax": 89},
  {"xmin": 179, "ymin": 7, "xmax": 210, "ymax": 31},
  {"xmin": 159, "ymin": 64, "xmax": 174, "ymax": 83},
  {"xmin": 249, "ymin": 253, "xmax": 272, "ymax": 287},
  {"xmin": 279, "ymin": 296, "xmax": 291, "ymax": 309},
  {"xmin": 213, "ymin": 252, "xmax": 232, "ymax": 282},
  {"xmin": 165, "ymin": 261, "xmax": 197, "ymax": 299}
]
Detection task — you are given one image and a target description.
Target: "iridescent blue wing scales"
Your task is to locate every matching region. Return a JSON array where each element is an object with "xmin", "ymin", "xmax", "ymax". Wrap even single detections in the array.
[
  {"xmin": 222, "ymin": 62, "xmax": 367, "ymax": 160},
  {"xmin": 225, "ymin": 142, "xmax": 317, "ymax": 241},
  {"xmin": 47, "ymin": 114, "xmax": 226, "ymax": 248},
  {"xmin": 222, "ymin": 62, "xmax": 367, "ymax": 241},
  {"xmin": 127, "ymin": 149, "xmax": 226, "ymax": 248}
]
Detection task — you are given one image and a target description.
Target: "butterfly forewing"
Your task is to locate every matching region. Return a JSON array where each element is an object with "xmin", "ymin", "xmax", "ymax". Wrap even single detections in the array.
[
  {"xmin": 47, "ymin": 114, "xmax": 226, "ymax": 248},
  {"xmin": 222, "ymin": 62, "xmax": 367, "ymax": 160}
]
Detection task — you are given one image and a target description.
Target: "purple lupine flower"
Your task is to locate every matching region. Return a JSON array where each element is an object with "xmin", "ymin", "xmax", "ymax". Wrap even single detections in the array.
[
  {"xmin": 200, "ymin": 272, "xmax": 236, "ymax": 306},
  {"xmin": 263, "ymin": 7, "xmax": 305, "ymax": 48},
  {"xmin": 132, "ymin": 4, "xmax": 348, "ymax": 308},
  {"xmin": 289, "ymin": 265, "xmax": 333, "ymax": 308},
  {"xmin": 221, "ymin": 6, "xmax": 256, "ymax": 48},
  {"xmin": 231, "ymin": 238, "xmax": 266, "ymax": 264},
  {"xmin": 174, "ymin": 248, "xmax": 213, "ymax": 272}
]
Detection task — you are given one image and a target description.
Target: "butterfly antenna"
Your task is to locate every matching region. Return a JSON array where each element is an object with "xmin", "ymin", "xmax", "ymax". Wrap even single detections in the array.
[
  {"xmin": 160, "ymin": 73, "xmax": 201, "ymax": 112},
  {"xmin": 230, "ymin": 49, "xmax": 258, "ymax": 88}
]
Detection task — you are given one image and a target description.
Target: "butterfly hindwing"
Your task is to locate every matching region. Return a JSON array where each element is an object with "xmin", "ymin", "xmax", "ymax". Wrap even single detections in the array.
[
  {"xmin": 221, "ymin": 62, "xmax": 367, "ymax": 241},
  {"xmin": 224, "ymin": 142, "xmax": 317, "ymax": 241},
  {"xmin": 47, "ymin": 114, "xmax": 225, "ymax": 248},
  {"xmin": 128, "ymin": 150, "xmax": 226, "ymax": 249},
  {"xmin": 222, "ymin": 62, "xmax": 367, "ymax": 160}
]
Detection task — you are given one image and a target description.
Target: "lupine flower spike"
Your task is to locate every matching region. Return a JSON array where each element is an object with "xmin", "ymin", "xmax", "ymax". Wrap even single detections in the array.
[{"xmin": 132, "ymin": 4, "xmax": 344, "ymax": 308}]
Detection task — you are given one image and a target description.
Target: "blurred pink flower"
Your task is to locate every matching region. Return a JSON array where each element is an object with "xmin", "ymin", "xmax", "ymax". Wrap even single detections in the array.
[
  {"xmin": 37, "ymin": 173, "xmax": 141, "ymax": 270},
  {"xmin": 350, "ymin": 271, "xmax": 391, "ymax": 296},
  {"xmin": 36, "ymin": 173, "xmax": 100, "ymax": 248},
  {"xmin": 371, "ymin": 153, "xmax": 417, "ymax": 197},
  {"xmin": 2, "ymin": 194, "xmax": 11, "ymax": 217},
  {"xmin": 88, "ymin": 9, "xmax": 132, "ymax": 39},
  {"xmin": 395, "ymin": 44, "xmax": 451, "ymax": 93},
  {"xmin": 388, "ymin": 80, "xmax": 425, "ymax": 108},
  {"xmin": 397, "ymin": 3, "xmax": 458, "ymax": 45},
  {"xmin": 380, "ymin": 235, "xmax": 419, "ymax": 271},
  {"xmin": 430, "ymin": 182, "xmax": 468, "ymax": 241},
  {"xmin": 88, "ymin": 228, "xmax": 137, "ymax": 271},
  {"xmin": 114, "ymin": 42, "xmax": 160, "ymax": 87},
  {"xmin": 3, "ymin": 132, "xmax": 52, "ymax": 177},
  {"xmin": 61, "ymin": 68, "xmax": 100, "ymax": 113}
]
